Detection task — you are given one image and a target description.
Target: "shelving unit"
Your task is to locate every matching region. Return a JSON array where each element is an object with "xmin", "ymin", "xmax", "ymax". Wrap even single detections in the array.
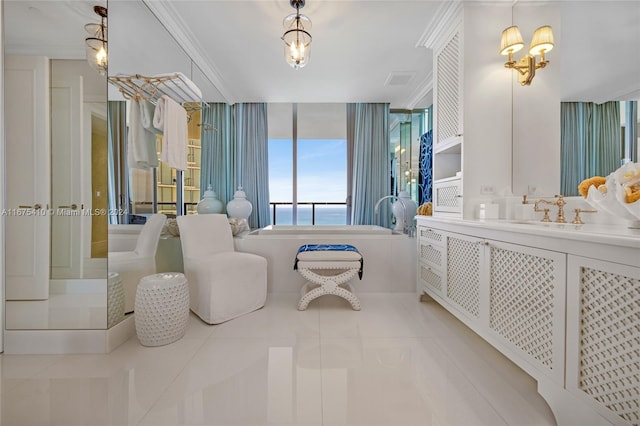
[
  {"xmin": 156, "ymin": 137, "xmax": 201, "ymax": 216},
  {"xmin": 432, "ymin": 19, "xmax": 463, "ymax": 215}
]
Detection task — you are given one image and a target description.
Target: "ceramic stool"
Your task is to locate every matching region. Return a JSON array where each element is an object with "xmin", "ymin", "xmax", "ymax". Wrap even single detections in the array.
[
  {"xmin": 107, "ymin": 272, "xmax": 125, "ymax": 328},
  {"xmin": 294, "ymin": 244, "xmax": 363, "ymax": 311},
  {"xmin": 134, "ymin": 272, "xmax": 190, "ymax": 346}
]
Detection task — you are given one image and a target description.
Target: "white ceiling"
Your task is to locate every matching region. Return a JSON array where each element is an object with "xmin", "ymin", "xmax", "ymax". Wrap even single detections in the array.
[{"xmin": 4, "ymin": 0, "xmax": 640, "ymax": 107}]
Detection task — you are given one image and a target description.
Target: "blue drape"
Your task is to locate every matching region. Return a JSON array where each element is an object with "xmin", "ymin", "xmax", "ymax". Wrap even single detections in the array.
[
  {"xmin": 350, "ymin": 103, "xmax": 390, "ymax": 226},
  {"xmin": 626, "ymin": 101, "xmax": 638, "ymax": 162},
  {"xmin": 107, "ymin": 101, "xmax": 128, "ymax": 224},
  {"xmin": 234, "ymin": 103, "xmax": 270, "ymax": 229},
  {"xmin": 200, "ymin": 103, "xmax": 234, "ymax": 210},
  {"xmin": 561, "ymin": 101, "xmax": 621, "ymax": 196}
]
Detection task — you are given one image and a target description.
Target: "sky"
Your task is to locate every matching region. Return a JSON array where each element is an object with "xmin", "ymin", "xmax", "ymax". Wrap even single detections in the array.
[{"xmin": 268, "ymin": 138, "xmax": 347, "ymax": 203}]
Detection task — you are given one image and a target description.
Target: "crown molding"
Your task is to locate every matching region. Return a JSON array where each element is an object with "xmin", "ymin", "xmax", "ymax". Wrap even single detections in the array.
[
  {"xmin": 405, "ymin": 71, "xmax": 433, "ymax": 110},
  {"xmin": 142, "ymin": 0, "xmax": 234, "ymax": 103},
  {"xmin": 416, "ymin": 1, "xmax": 464, "ymax": 49},
  {"xmin": 4, "ymin": 44, "xmax": 85, "ymax": 60}
]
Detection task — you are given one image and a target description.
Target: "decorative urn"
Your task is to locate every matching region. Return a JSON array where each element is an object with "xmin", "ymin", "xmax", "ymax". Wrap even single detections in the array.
[
  {"xmin": 226, "ymin": 186, "xmax": 253, "ymax": 219},
  {"xmin": 196, "ymin": 185, "xmax": 224, "ymax": 214}
]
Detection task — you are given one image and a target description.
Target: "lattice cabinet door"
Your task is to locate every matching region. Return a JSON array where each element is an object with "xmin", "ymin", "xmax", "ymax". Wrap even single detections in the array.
[
  {"xmin": 418, "ymin": 226, "xmax": 447, "ymax": 298},
  {"xmin": 445, "ymin": 232, "xmax": 482, "ymax": 321},
  {"xmin": 487, "ymin": 240, "xmax": 566, "ymax": 384},
  {"xmin": 433, "ymin": 21, "xmax": 463, "ymax": 149},
  {"xmin": 433, "ymin": 178, "xmax": 462, "ymax": 214},
  {"xmin": 566, "ymin": 256, "xmax": 639, "ymax": 426}
]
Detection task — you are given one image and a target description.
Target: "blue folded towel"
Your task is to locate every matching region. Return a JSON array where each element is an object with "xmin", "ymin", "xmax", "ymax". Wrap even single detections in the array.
[{"xmin": 297, "ymin": 244, "xmax": 359, "ymax": 253}]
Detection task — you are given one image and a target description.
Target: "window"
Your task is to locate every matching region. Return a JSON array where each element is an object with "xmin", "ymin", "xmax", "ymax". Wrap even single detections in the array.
[{"xmin": 268, "ymin": 103, "xmax": 347, "ymax": 225}]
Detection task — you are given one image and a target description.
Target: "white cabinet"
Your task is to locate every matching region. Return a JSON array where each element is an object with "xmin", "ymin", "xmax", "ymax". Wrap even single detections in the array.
[
  {"xmin": 432, "ymin": 20, "xmax": 463, "ymax": 217},
  {"xmin": 432, "ymin": 177, "xmax": 462, "ymax": 214},
  {"xmin": 485, "ymin": 240, "xmax": 566, "ymax": 383},
  {"xmin": 417, "ymin": 226, "xmax": 446, "ymax": 297},
  {"xmin": 425, "ymin": 5, "xmax": 513, "ymax": 219},
  {"xmin": 433, "ymin": 22, "xmax": 463, "ymax": 150},
  {"xmin": 566, "ymin": 256, "xmax": 640, "ymax": 426},
  {"xmin": 417, "ymin": 223, "xmax": 566, "ymax": 383},
  {"xmin": 416, "ymin": 216, "xmax": 638, "ymax": 426}
]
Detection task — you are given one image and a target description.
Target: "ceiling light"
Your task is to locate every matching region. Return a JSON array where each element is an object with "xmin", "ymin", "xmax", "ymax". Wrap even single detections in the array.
[
  {"xmin": 85, "ymin": 5, "xmax": 107, "ymax": 76},
  {"xmin": 500, "ymin": 25, "xmax": 553, "ymax": 86},
  {"xmin": 282, "ymin": 0, "xmax": 312, "ymax": 70}
]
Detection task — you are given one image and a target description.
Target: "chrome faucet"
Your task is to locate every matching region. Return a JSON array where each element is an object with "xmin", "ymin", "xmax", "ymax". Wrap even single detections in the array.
[
  {"xmin": 534, "ymin": 195, "xmax": 566, "ymax": 223},
  {"xmin": 374, "ymin": 195, "xmax": 408, "ymax": 233}
]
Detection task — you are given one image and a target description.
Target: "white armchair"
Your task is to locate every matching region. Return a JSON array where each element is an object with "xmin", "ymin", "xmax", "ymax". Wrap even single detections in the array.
[
  {"xmin": 108, "ymin": 214, "xmax": 167, "ymax": 313},
  {"xmin": 177, "ymin": 214, "xmax": 267, "ymax": 324}
]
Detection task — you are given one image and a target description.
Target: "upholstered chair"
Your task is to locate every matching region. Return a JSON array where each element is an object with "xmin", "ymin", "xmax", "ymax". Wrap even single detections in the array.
[
  {"xmin": 176, "ymin": 214, "xmax": 267, "ymax": 324},
  {"xmin": 108, "ymin": 213, "xmax": 167, "ymax": 313}
]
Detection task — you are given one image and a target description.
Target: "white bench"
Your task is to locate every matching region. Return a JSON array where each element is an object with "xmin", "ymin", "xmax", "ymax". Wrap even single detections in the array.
[{"xmin": 294, "ymin": 244, "xmax": 363, "ymax": 311}]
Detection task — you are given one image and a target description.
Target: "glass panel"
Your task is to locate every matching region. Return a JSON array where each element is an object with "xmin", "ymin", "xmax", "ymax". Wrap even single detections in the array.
[
  {"xmin": 297, "ymin": 103, "xmax": 347, "ymax": 225},
  {"xmin": 268, "ymin": 103, "xmax": 294, "ymax": 224}
]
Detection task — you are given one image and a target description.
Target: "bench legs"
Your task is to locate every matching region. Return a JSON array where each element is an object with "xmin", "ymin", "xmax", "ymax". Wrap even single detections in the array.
[{"xmin": 297, "ymin": 267, "xmax": 361, "ymax": 311}]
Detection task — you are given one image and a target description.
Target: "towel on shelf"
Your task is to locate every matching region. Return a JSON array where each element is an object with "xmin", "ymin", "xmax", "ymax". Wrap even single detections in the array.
[
  {"xmin": 153, "ymin": 95, "xmax": 188, "ymax": 171},
  {"xmin": 127, "ymin": 99, "xmax": 159, "ymax": 169}
]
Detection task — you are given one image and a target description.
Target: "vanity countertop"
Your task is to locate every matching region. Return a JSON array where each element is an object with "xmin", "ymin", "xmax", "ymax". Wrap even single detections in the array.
[{"xmin": 416, "ymin": 216, "xmax": 640, "ymax": 250}]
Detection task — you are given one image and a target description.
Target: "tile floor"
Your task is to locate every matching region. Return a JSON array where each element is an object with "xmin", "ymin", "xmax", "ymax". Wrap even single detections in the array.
[{"xmin": 0, "ymin": 293, "xmax": 557, "ymax": 426}]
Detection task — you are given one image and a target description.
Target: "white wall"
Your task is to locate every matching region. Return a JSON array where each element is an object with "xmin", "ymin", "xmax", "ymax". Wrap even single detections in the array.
[
  {"xmin": 512, "ymin": 4, "xmax": 562, "ymax": 197},
  {"xmin": 462, "ymin": 5, "xmax": 513, "ymax": 219}
]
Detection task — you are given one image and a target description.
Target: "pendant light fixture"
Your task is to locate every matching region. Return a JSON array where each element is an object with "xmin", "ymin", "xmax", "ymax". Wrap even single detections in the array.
[
  {"xmin": 85, "ymin": 5, "xmax": 108, "ymax": 76},
  {"xmin": 282, "ymin": 0, "xmax": 312, "ymax": 70}
]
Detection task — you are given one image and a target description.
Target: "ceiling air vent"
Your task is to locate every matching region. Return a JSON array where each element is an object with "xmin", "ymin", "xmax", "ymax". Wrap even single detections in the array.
[{"xmin": 384, "ymin": 72, "xmax": 415, "ymax": 86}]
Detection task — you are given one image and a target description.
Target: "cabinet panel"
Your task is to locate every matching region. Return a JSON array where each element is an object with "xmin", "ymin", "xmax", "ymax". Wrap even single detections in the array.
[
  {"xmin": 419, "ymin": 240, "xmax": 446, "ymax": 270},
  {"xmin": 418, "ymin": 226, "xmax": 445, "ymax": 246},
  {"xmin": 567, "ymin": 256, "xmax": 640, "ymax": 426},
  {"xmin": 488, "ymin": 242, "xmax": 566, "ymax": 382},
  {"xmin": 433, "ymin": 178, "xmax": 462, "ymax": 214},
  {"xmin": 419, "ymin": 264, "xmax": 444, "ymax": 296},
  {"xmin": 446, "ymin": 233, "xmax": 481, "ymax": 319},
  {"xmin": 434, "ymin": 24, "xmax": 463, "ymax": 148}
]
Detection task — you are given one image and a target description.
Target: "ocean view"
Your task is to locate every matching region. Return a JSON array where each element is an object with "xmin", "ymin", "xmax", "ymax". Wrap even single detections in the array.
[{"xmin": 270, "ymin": 206, "xmax": 347, "ymax": 225}]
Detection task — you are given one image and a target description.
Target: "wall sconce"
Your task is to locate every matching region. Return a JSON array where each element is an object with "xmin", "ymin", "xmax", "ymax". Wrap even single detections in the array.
[
  {"xmin": 500, "ymin": 25, "xmax": 553, "ymax": 86},
  {"xmin": 85, "ymin": 5, "xmax": 108, "ymax": 76},
  {"xmin": 282, "ymin": 0, "xmax": 312, "ymax": 70}
]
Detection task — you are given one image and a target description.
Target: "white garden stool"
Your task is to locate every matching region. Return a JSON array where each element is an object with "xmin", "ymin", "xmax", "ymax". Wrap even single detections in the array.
[
  {"xmin": 134, "ymin": 272, "xmax": 190, "ymax": 347},
  {"xmin": 294, "ymin": 244, "xmax": 363, "ymax": 311}
]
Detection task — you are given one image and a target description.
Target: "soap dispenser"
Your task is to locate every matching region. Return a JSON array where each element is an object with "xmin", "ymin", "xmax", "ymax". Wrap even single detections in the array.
[{"xmin": 196, "ymin": 185, "xmax": 224, "ymax": 214}]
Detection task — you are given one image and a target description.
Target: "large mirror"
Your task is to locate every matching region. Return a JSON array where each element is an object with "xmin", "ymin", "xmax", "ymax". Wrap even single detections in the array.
[
  {"xmin": 555, "ymin": 1, "xmax": 639, "ymax": 196},
  {"xmin": 512, "ymin": 1, "xmax": 640, "ymax": 196},
  {"xmin": 3, "ymin": 0, "xmax": 108, "ymax": 329}
]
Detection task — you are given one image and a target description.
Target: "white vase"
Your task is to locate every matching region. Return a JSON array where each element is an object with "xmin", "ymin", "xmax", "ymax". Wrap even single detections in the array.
[
  {"xmin": 197, "ymin": 185, "xmax": 224, "ymax": 214},
  {"xmin": 226, "ymin": 186, "xmax": 253, "ymax": 219},
  {"xmin": 392, "ymin": 191, "xmax": 417, "ymax": 232}
]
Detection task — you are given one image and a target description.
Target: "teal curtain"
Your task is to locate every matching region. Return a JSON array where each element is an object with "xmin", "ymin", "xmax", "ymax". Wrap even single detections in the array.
[
  {"xmin": 234, "ymin": 103, "xmax": 270, "ymax": 228},
  {"xmin": 107, "ymin": 101, "xmax": 128, "ymax": 224},
  {"xmin": 561, "ymin": 101, "xmax": 621, "ymax": 196},
  {"xmin": 626, "ymin": 101, "xmax": 638, "ymax": 162},
  {"xmin": 350, "ymin": 103, "xmax": 390, "ymax": 226},
  {"xmin": 200, "ymin": 103, "xmax": 234, "ymax": 209}
]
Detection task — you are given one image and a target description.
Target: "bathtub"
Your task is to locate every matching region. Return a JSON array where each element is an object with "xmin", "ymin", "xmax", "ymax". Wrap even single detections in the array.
[
  {"xmin": 251, "ymin": 224, "xmax": 394, "ymax": 235},
  {"xmin": 235, "ymin": 225, "xmax": 416, "ymax": 293}
]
